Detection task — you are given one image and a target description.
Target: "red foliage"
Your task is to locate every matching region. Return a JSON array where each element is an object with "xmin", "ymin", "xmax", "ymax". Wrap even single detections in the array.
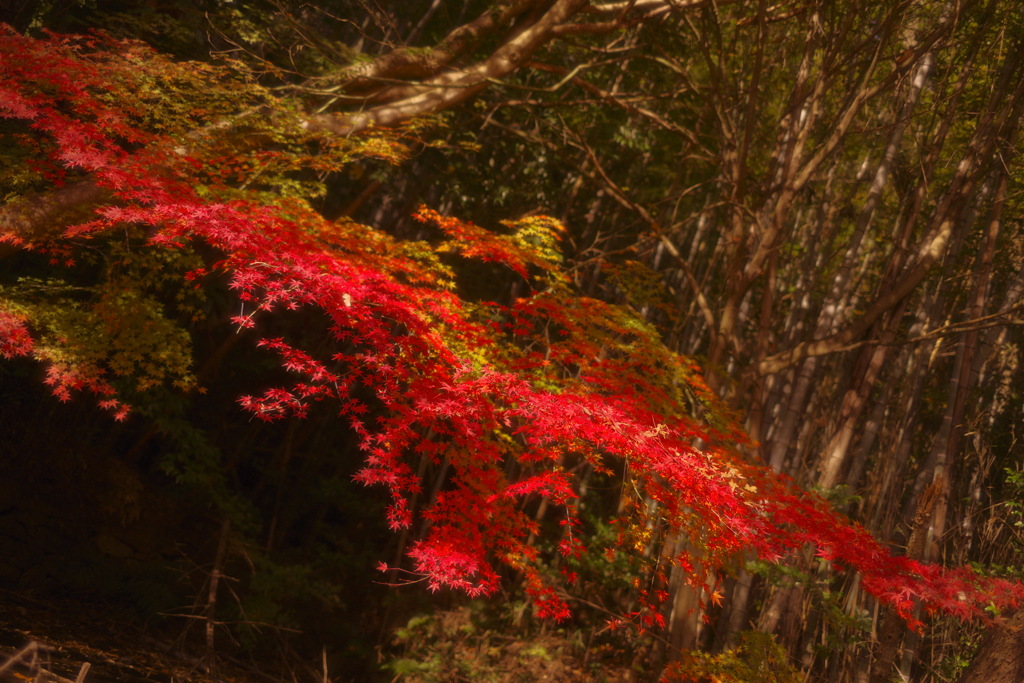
[
  {"xmin": 0, "ymin": 310, "xmax": 33, "ymax": 359},
  {"xmin": 1, "ymin": 25, "xmax": 1023, "ymax": 632}
]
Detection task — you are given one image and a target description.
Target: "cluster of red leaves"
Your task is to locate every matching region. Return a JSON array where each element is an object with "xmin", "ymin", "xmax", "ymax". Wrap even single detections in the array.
[
  {"xmin": 0, "ymin": 309, "xmax": 33, "ymax": 359},
  {"xmin": 2, "ymin": 26, "xmax": 1023, "ymax": 630},
  {"xmin": 0, "ymin": 303, "xmax": 130, "ymax": 418}
]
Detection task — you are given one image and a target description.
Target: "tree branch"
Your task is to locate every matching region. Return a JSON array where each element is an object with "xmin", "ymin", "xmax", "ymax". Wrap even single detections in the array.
[
  {"xmin": 304, "ymin": 0, "xmax": 592, "ymax": 136},
  {"xmin": 305, "ymin": 0, "xmax": 726, "ymax": 136},
  {"xmin": 313, "ymin": 0, "xmax": 544, "ymax": 98}
]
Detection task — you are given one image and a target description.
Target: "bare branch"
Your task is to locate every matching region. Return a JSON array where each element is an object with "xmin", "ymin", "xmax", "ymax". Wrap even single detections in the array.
[
  {"xmin": 306, "ymin": 0, "xmax": 730, "ymax": 136},
  {"xmin": 312, "ymin": 0, "xmax": 544, "ymax": 97},
  {"xmin": 305, "ymin": 0, "xmax": 593, "ymax": 136}
]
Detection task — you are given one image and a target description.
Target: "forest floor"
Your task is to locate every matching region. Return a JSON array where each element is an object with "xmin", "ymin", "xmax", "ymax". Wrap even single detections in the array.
[
  {"xmin": 0, "ymin": 588, "xmax": 640, "ymax": 683},
  {"xmin": 0, "ymin": 590, "xmax": 269, "ymax": 683}
]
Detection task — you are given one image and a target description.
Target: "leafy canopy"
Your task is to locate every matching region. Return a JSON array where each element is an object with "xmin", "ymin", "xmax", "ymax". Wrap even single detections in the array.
[{"xmin": 1, "ymin": 25, "xmax": 1021, "ymax": 630}]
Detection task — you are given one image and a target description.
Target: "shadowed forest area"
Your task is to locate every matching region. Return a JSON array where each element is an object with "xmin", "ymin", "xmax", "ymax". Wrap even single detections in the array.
[{"xmin": 3, "ymin": 1, "xmax": 1024, "ymax": 681}]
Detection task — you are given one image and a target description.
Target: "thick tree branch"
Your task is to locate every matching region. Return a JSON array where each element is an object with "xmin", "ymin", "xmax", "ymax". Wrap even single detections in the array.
[
  {"xmin": 304, "ymin": 0, "xmax": 592, "ymax": 136},
  {"xmin": 314, "ymin": 0, "xmax": 544, "ymax": 98},
  {"xmin": 305, "ymin": 0, "xmax": 721, "ymax": 136}
]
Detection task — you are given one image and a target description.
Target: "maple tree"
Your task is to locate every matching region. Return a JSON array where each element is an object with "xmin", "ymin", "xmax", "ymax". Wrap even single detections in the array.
[{"xmin": 3, "ymin": 9, "xmax": 1024, "ymax": 679}]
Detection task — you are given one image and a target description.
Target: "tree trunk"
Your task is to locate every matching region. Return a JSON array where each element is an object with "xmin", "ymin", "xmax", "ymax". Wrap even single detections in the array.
[{"xmin": 958, "ymin": 610, "xmax": 1024, "ymax": 683}]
